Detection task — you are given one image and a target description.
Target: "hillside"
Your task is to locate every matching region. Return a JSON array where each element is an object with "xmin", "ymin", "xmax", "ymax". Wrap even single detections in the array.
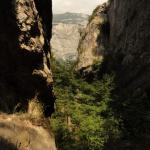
[
  {"xmin": 51, "ymin": 23, "xmax": 81, "ymax": 61},
  {"xmin": 53, "ymin": 12, "xmax": 88, "ymax": 25},
  {"xmin": 51, "ymin": 13, "xmax": 88, "ymax": 61}
]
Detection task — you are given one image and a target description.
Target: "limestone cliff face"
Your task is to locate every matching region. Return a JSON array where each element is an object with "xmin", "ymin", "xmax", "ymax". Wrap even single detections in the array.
[
  {"xmin": 76, "ymin": 3, "xmax": 109, "ymax": 71},
  {"xmin": 0, "ymin": 0, "xmax": 54, "ymax": 117},
  {"xmin": 107, "ymin": 0, "xmax": 150, "ymax": 146},
  {"xmin": 108, "ymin": 0, "xmax": 150, "ymax": 90},
  {"xmin": 0, "ymin": 0, "xmax": 56, "ymax": 149},
  {"xmin": 51, "ymin": 23, "xmax": 81, "ymax": 61}
]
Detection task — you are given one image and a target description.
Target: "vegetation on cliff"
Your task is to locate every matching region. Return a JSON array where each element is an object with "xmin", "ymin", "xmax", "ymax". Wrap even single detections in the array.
[{"xmin": 51, "ymin": 1, "xmax": 150, "ymax": 149}]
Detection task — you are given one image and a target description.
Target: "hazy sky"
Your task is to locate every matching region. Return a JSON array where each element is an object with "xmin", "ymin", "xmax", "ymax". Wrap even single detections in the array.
[{"xmin": 53, "ymin": 0, "xmax": 108, "ymax": 14}]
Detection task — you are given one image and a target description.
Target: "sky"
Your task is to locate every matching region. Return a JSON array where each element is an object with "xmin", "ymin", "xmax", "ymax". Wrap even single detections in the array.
[{"xmin": 53, "ymin": 0, "xmax": 108, "ymax": 14}]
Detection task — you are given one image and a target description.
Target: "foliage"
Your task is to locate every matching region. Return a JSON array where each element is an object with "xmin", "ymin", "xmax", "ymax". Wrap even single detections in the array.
[
  {"xmin": 88, "ymin": 5, "xmax": 101, "ymax": 22},
  {"xmin": 51, "ymin": 60, "xmax": 120, "ymax": 150}
]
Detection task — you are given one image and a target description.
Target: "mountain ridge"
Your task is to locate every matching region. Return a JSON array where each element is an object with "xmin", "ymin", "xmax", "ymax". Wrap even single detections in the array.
[{"xmin": 53, "ymin": 12, "xmax": 89, "ymax": 25}]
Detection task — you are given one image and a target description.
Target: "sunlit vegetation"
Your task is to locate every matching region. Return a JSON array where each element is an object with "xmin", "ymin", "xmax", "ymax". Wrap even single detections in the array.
[{"xmin": 51, "ymin": 60, "xmax": 120, "ymax": 150}]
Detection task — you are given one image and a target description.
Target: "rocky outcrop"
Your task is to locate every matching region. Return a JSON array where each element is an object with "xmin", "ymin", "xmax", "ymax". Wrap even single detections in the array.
[
  {"xmin": 0, "ymin": 113, "xmax": 56, "ymax": 150},
  {"xmin": 76, "ymin": 3, "xmax": 109, "ymax": 71},
  {"xmin": 0, "ymin": 0, "xmax": 54, "ymax": 117},
  {"xmin": 108, "ymin": 0, "xmax": 150, "ymax": 90},
  {"xmin": 105, "ymin": 0, "xmax": 150, "ymax": 149},
  {"xmin": 0, "ymin": 0, "xmax": 56, "ymax": 149}
]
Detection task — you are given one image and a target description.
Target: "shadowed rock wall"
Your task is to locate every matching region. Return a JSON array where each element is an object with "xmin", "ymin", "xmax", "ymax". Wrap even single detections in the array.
[
  {"xmin": 0, "ymin": 114, "xmax": 57, "ymax": 150},
  {"xmin": 0, "ymin": 0, "xmax": 54, "ymax": 118},
  {"xmin": 104, "ymin": 0, "xmax": 150, "ymax": 149},
  {"xmin": 0, "ymin": 0, "xmax": 57, "ymax": 149}
]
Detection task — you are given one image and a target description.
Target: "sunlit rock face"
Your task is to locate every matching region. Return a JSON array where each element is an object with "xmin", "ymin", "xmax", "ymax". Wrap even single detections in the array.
[
  {"xmin": 0, "ymin": 0, "xmax": 56, "ymax": 149},
  {"xmin": 76, "ymin": 3, "xmax": 109, "ymax": 71},
  {"xmin": 0, "ymin": 114, "xmax": 57, "ymax": 150},
  {"xmin": 51, "ymin": 13, "xmax": 88, "ymax": 61}
]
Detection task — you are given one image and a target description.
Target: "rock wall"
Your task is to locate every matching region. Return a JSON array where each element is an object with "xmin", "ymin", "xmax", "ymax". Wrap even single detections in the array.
[
  {"xmin": 108, "ymin": 0, "xmax": 150, "ymax": 90},
  {"xmin": 0, "ymin": 1, "xmax": 57, "ymax": 149},
  {"xmin": 105, "ymin": 0, "xmax": 150, "ymax": 149},
  {"xmin": 0, "ymin": 113, "xmax": 56, "ymax": 150},
  {"xmin": 76, "ymin": 3, "xmax": 109, "ymax": 71},
  {"xmin": 0, "ymin": 0, "xmax": 54, "ymax": 117}
]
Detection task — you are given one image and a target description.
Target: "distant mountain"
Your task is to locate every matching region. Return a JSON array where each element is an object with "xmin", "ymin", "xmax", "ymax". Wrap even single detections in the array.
[
  {"xmin": 53, "ymin": 12, "xmax": 89, "ymax": 25},
  {"xmin": 51, "ymin": 12, "xmax": 88, "ymax": 61},
  {"xmin": 51, "ymin": 23, "xmax": 81, "ymax": 61}
]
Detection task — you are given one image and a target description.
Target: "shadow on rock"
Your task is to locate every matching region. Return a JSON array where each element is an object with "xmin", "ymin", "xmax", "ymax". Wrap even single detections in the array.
[{"xmin": 0, "ymin": 137, "xmax": 18, "ymax": 150}]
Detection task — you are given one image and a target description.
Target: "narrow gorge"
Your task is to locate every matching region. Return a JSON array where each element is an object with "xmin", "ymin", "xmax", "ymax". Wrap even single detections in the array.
[{"xmin": 0, "ymin": 0, "xmax": 150, "ymax": 150}]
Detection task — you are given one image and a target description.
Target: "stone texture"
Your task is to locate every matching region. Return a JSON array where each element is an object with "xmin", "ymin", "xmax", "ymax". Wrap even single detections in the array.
[
  {"xmin": 76, "ymin": 1, "xmax": 150, "ymax": 148},
  {"xmin": 0, "ymin": 114, "xmax": 56, "ymax": 150},
  {"xmin": 104, "ymin": 0, "xmax": 150, "ymax": 149},
  {"xmin": 76, "ymin": 3, "xmax": 109, "ymax": 71},
  {"xmin": 0, "ymin": 0, "xmax": 56, "ymax": 149},
  {"xmin": 0, "ymin": 0, "xmax": 54, "ymax": 117},
  {"xmin": 108, "ymin": 0, "xmax": 150, "ymax": 90}
]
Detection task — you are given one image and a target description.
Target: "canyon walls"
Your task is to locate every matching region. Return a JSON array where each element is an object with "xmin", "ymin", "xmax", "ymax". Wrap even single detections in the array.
[
  {"xmin": 0, "ymin": 0, "xmax": 56, "ymax": 149},
  {"xmin": 106, "ymin": 0, "xmax": 150, "ymax": 149},
  {"xmin": 0, "ymin": 0, "xmax": 54, "ymax": 117},
  {"xmin": 77, "ymin": 0, "xmax": 150, "ymax": 149},
  {"xmin": 108, "ymin": 0, "xmax": 150, "ymax": 88}
]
